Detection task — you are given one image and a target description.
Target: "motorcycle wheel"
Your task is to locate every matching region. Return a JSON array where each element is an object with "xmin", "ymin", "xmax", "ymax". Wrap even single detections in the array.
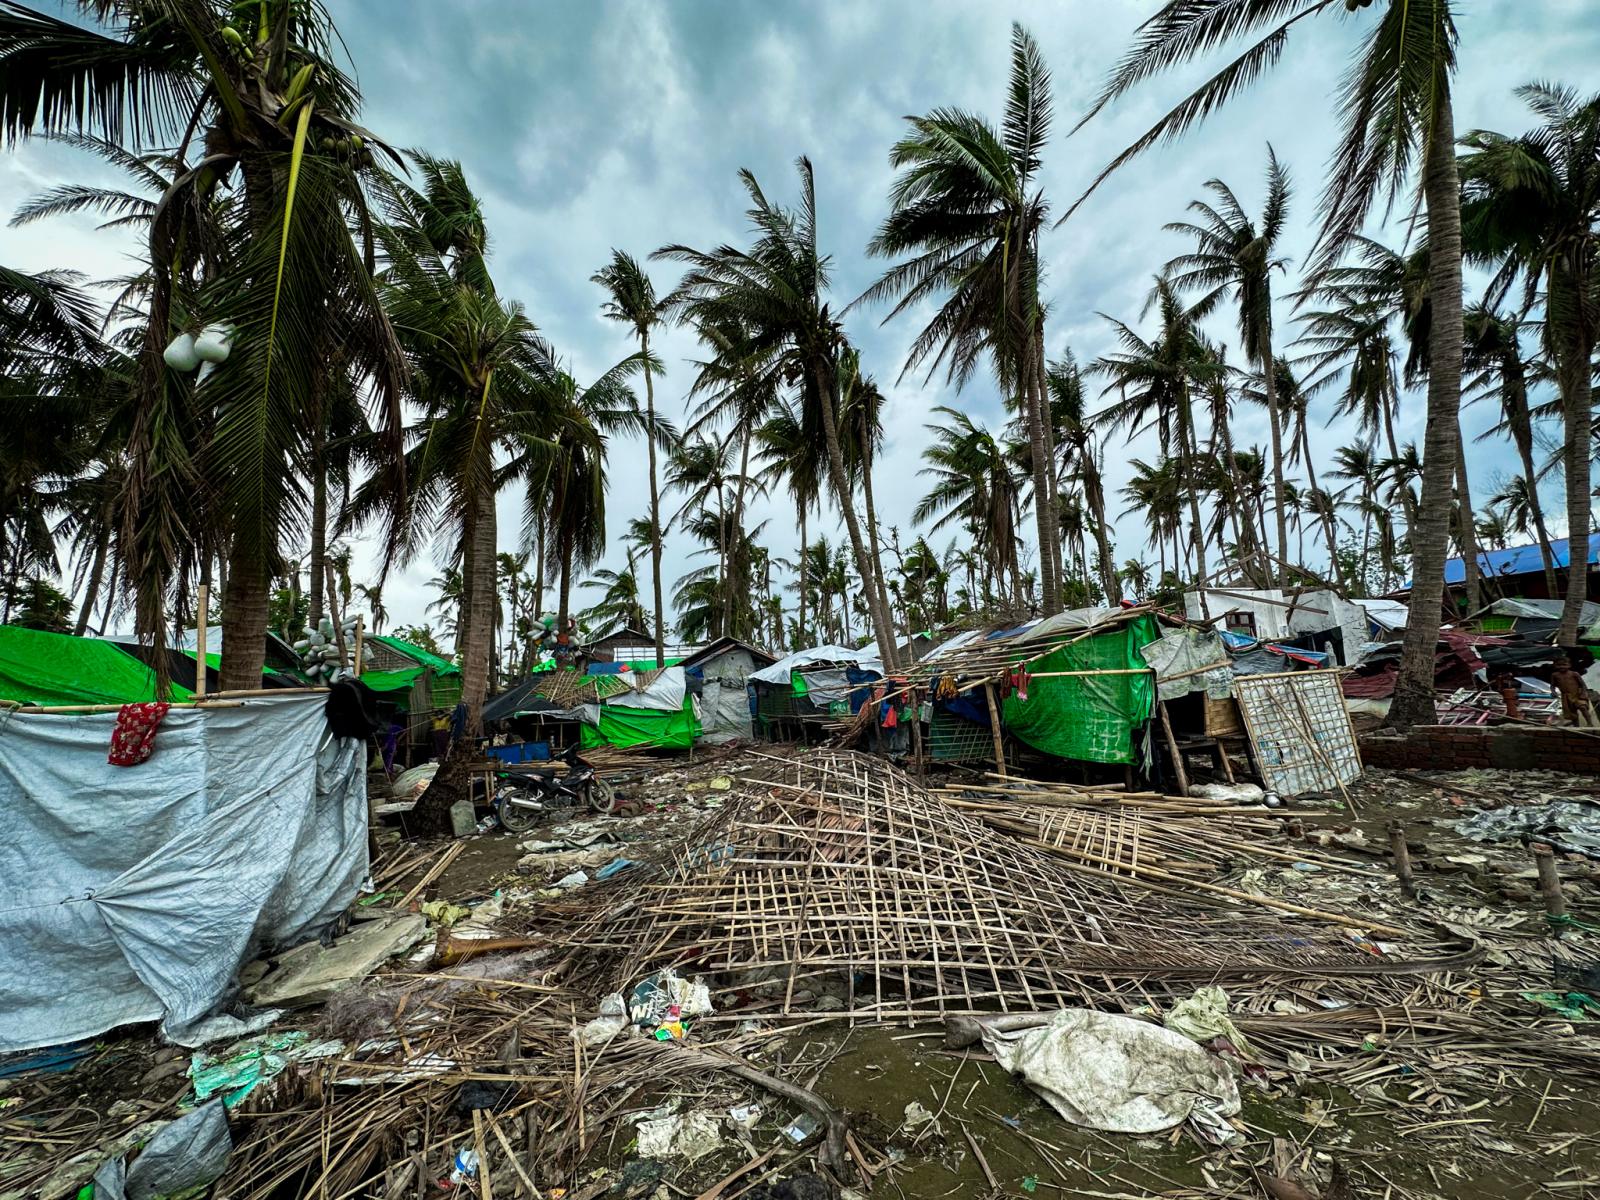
[
  {"xmin": 497, "ymin": 789, "xmax": 542, "ymax": 834},
  {"xmin": 588, "ymin": 778, "xmax": 619, "ymax": 815}
]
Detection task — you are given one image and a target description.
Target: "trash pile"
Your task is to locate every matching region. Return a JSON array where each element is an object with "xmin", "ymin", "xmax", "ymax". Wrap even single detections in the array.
[{"xmin": 6, "ymin": 750, "xmax": 1600, "ymax": 1200}]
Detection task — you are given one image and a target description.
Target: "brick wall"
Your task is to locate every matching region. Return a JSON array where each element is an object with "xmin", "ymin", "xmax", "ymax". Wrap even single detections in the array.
[{"xmin": 1359, "ymin": 725, "xmax": 1600, "ymax": 776}]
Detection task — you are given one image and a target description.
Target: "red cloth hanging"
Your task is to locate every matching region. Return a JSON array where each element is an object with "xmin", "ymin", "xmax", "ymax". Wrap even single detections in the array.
[{"xmin": 108, "ymin": 701, "xmax": 170, "ymax": 767}]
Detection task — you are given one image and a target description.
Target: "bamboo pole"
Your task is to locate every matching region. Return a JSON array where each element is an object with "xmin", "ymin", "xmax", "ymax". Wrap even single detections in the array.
[
  {"xmin": 195, "ymin": 580, "xmax": 209, "ymax": 699},
  {"xmin": 1157, "ymin": 700, "xmax": 1189, "ymax": 796},
  {"xmin": 983, "ymin": 682, "xmax": 1006, "ymax": 778},
  {"xmin": 354, "ymin": 617, "xmax": 365, "ymax": 677}
]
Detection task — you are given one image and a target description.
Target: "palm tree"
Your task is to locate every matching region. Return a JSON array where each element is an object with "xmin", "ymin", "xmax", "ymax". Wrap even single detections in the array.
[
  {"xmin": 754, "ymin": 398, "xmax": 824, "ymax": 645},
  {"xmin": 682, "ymin": 313, "xmax": 781, "ymax": 631},
  {"xmin": 1329, "ymin": 444, "xmax": 1383, "ymax": 587},
  {"xmin": 591, "ymin": 250, "xmax": 670, "ymax": 665},
  {"xmin": 1118, "ymin": 458, "xmax": 1186, "ymax": 580},
  {"xmin": 1164, "ymin": 147, "xmax": 1293, "ymax": 582},
  {"xmin": 1075, "ymin": 0, "xmax": 1467, "ymax": 729},
  {"xmin": 655, "ymin": 158, "xmax": 898, "ymax": 665},
  {"xmin": 581, "ymin": 557, "xmax": 648, "ymax": 638},
  {"xmin": 353, "ymin": 582, "xmax": 387, "ymax": 634},
  {"xmin": 665, "ymin": 435, "xmax": 738, "ymax": 635},
  {"xmin": 1045, "ymin": 354, "xmax": 1121, "ymax": 601},
  {"xmin": 1258, "ymin": 357, "xmax": 1342, "ymax": 581},
  {"xmin": 838, "ymin": 348, "xmax": 897, "ymax": 646},
  {"xmin": 1461, "ymin": 304, "xmax": 1558, "ymax": 594},
  {"xmin": 367, "ymin": 158, "xmax": 564, "ymax": 738},
  {"xmin": 861, "ymin": 23, "xmax": 1062, "ymax": 613},
  {"xmin": 1118, "ymin": 558, "xmax": 1153, "ymax": 600},
  {"xmin": 3, "ymin": 0, "xmax": 411, "ymax": 690},
  {"xmin": 1091, "ymin": 277, "xmax": 1219, "ymax": 588},
  {"xmin": 1460, "ymin": 83, "xmax": 1600, "ymax": 643},
  {"xmin": 915, "ymin": 407, "xmax": 1025, "ymax": 605}
]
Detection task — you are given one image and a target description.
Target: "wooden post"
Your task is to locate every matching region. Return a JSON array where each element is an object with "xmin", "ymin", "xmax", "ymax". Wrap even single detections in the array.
[
  {"xmin": 983, "ymin": 682, "xmax": 1006, "ymax": 778},
  {"xmin": 1533, "ymin": 843, "xmax": 1567, "ymax": 919},
  {"xmin": 909, "ymin": 693, "xmax": 925, "ymax": 781},
  {"xmin": 353, "ymin": 617, "xmax": 365, "ymax": 677},
  {"xmin": 194, "ymin": 581, "xmax": 209, "ymax": 699},
  {"xmin": 1157, "ymin": 700, "xmax": 1189, "ymax": 796},
  {"xmin": 1388, "ymin": 820, "xmax": 1415, "ymax": 898}
]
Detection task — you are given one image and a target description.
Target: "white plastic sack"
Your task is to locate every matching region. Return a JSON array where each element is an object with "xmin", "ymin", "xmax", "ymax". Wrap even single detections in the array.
[
  {"xmin": 0, "ymin": 694, "xmax": 368, "ymax": 1052},
  {"xmin": 980, "ymin": 1009, "xmax": 1239, "ymax": 1135}
]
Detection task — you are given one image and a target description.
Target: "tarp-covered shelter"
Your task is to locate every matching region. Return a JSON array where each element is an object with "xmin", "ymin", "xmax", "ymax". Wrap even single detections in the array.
[
  {"xmin": 909, "ymin": 607, "xmax": 1161, "ymax": 766},
  {"xmin": 749, "ymin": 644, "xmax": 884, "ymax": 739},
  {"xmin": 0, "ymin": 625, "xmax": 195, "ymax": 706},
  {"xmin": 681, "ymin": 637, "xmax": 776, "ymax": 743},
  {"xmin": 0, "ymin": 693, "xmax": 368, "ymax": 1052},
  {"xmin": 1184, "ymin": 587, "xmax": 1368, "ymax": 665},
  {"xmin": 1464, "ymin": 597, "xmax": 1600, "ymax": 644},
  {"xmin": 362, "ymin": 635, "xmax": 462, "ymax": 710},
  {"xmin": 578, "ymin": 665, "xmax": 699, "ymax": 750}
]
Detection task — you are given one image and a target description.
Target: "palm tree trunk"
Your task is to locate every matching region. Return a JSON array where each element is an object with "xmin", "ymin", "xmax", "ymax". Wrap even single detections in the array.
[
  {"xmin": 1178, "ymin": 388, "xmax": 1208, "ymax": 587},
  {"xmin": 1020, "ymin": 350, "xmax": 1059, "ymax": 615},
  {"xmin": 219, "ymin": 544, "xmax": 269, "ymax": 692},
  {"xmin": 797, "ymin": 504, "xmax": 809, "ymax": 645},
  {"xmin": 641, "ymin": 332, "xmax": 667, "ymax": 666},
  {"xmin": 859, "ymin": 430, "xmax": 896, "ymax": 663},
  {"xmin": 1258, "ymin": 338, "xmax": 1290, "ymax": 585},
  {"xmin": 1083, "ymin": 456, "xmax": 1121, "ymax": 602},
  {"xmin": 1454, "ymin": 416, "xmax": 1482, "ymax": 614},
  {"xmin": 533, "ymin": 520, "xmax": 545, "ymax": 621},
  {"xmin": 732, "ymin": 424, "xmax": 754, "ymax": 641},
  {"xmin": 814, "ymin": 362, "xmax": 896, "ymax": 664},
  {"xmin": 1554, "ymin": 263, "xmax": 1594, "ymax": 644},
  {"xmin": 1390, "ymin": 90, "xmax": 1464, "ymax": 731},
  {"xmin": 74, "ymin": 522, "xmax": 110, "ymax": 636},
  {"xmin": 1497, "ymin": 354, "xmax": 1560, "ymax": 595},
  {"xmin": 1033, "ymin": 327, "xmax": 1065, "ymax": 608},
  {"xmin": 459, "ymin": 485, "xmax": 497, "ymax": 737},
  {"xmin": 1299, "ymin": 423, "xmax": 1342, "ymax": 587}
]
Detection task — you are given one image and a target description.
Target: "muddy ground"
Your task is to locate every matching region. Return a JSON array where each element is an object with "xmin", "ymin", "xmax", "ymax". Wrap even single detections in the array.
[{"xmin": 4, "ymin": 752, "xmax": 1599, "ymax": 1200}]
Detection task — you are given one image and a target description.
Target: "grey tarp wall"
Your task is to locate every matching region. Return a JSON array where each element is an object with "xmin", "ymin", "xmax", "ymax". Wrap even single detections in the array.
[
  {"xmin": 0, "ymin": 694, "xmax": 367, "ymax": 1053},
  {"xmin": 697, "ymin": 646, "xmax": 761, "ymax": 743}
]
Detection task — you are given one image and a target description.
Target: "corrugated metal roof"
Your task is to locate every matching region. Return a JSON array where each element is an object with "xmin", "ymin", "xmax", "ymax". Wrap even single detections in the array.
[{"xmin": 1439, "ymin": 534, "xmax": 1600, "ymax": 585}]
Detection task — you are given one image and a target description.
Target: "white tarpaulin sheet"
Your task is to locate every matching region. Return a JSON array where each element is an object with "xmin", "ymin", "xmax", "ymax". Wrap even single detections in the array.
[
  {"xmin": 748, "ymin": 644, "xmax": 883, "ymax": 686},
  {"xmin": 981, "ymin": 1009, "xmax": 1240, "ymax": 1135},
  {"xmin": 0, "ymin": 694, "xmax": 367, "ymax": 1053},
  {"xmin": 608, "ymin": 665, "xmax": 686, "ymax": 713}
]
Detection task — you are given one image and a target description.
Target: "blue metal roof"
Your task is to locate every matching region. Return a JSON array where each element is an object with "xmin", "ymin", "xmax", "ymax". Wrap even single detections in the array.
[{"xmin": 1441, "ymin": 534, "xmax": 1600, "ymax": 585}]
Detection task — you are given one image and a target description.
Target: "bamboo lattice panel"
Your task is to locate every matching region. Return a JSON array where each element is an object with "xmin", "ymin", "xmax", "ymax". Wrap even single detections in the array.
[
  {"xmin": 541, "ymin": 750, "xmax": 1464, "ymax": 1019},
  {"xmin": 1232, "ymin": 671, "xmax": 1361, "ymax": 797}
]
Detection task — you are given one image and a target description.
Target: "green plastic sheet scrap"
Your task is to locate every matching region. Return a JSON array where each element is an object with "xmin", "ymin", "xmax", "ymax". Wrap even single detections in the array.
[
  {"xmin": 358, "ymin": 666, "xmax": 427, "ymax": 694},
  {"xmin": 1000, "ymin": 616, "xmax": 1158, "ymax": 765},
  {"xmin": 1522, "ymin": 991, "xmax": 1600, "ymax": 1021},
  {"xmin": 189, "ymin": 1032, "xmax": 343, "ymax": 1108},
  {"xmin": 580, "ymin": 697, "xmax": 700, "ymax": 750}
]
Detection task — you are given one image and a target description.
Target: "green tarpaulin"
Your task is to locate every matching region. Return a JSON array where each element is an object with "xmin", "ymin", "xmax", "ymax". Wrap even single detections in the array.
[
  {"xmin": 360, "ymin": 666, "xmax": 427, "ymax": 694},
  {"xmin": 1000, "ymin": 616, "xmax": 1158, "ymax": 765},
  {"xmin": 368, "ymin": 635, "xmax": 461, "ymax": 676},
  {"xmin": 580, "ymin": 698, "xmax": 700, "ymax": 750},
  {"xmin": 0, "ymin": 627, "xmax": 195, "ymax": 707}
]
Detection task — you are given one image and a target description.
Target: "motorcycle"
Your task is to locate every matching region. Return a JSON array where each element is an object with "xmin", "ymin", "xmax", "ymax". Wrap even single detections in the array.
[{"xmin": 495, "ymin": 742, "xmax": 617, "ymax": 833}]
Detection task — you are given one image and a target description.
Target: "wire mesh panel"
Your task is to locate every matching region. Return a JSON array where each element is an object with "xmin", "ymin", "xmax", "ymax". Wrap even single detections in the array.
[{"xmin": 1232, "ymin": 670, "xmax": 1361, "ymax": 796}]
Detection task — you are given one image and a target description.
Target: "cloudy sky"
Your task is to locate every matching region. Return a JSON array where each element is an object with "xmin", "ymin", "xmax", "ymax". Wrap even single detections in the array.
[{"xmin": 3, "ymin": 0, "xmax": 1596, "ymax": 645}]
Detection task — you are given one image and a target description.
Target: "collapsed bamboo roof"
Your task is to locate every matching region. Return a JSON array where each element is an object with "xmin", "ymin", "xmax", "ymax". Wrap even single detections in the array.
[
  {"xmin": 533, "ymin": 750, "xmax": 1472, "ymax": 1020},
  {"xmin": 905, "ymin": 604, "xmax": 1159, "ymax": 688}
]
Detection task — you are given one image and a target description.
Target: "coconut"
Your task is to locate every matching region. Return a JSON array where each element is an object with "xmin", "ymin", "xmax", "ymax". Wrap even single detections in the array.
[{"xmin": 163, "ymin": 333, "xmax": 200, "ymax": 372}]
